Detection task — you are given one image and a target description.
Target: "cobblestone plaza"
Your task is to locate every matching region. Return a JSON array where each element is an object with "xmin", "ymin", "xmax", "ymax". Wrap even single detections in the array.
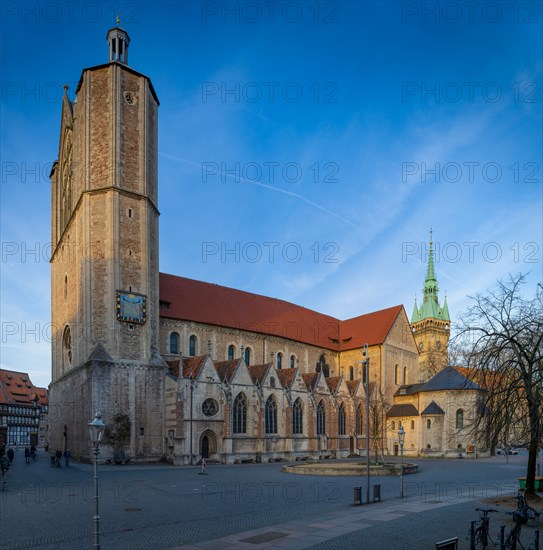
[{"xmin": 1, "ymin": 453, "xmax": 540, "ymax": 549}]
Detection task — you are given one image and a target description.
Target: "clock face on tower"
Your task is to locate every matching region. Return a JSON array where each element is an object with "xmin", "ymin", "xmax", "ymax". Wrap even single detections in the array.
[{"xmin": 116, "ymin": 291, "xmax": 147, "ymax": 324}]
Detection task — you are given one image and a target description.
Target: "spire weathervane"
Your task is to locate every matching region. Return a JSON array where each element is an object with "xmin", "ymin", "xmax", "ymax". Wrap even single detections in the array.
[{"xmin": 116, "ymin": 14, "xmax": 121, "ymax": 26}]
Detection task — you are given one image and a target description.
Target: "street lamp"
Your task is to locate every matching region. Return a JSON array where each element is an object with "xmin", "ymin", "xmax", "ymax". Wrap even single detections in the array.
[
  {"xmin": 359, "ymin": 343, "xmax": 371, "ymax": 504},
  {"xmin": 398, "ymin": 425, "xmax": 405, "ymax": 499},
  {"xmin": 88, "ymin": 412, "xmax": 105, "ymax": 550}
]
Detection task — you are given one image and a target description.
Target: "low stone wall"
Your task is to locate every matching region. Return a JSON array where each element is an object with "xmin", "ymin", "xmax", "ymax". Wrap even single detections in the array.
[{"xmin": 282, "ymin": 462, "xmax": 418, "ymax": 476}]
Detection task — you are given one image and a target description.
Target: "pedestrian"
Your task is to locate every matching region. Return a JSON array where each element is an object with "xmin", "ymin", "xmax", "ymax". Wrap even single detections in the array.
[
  {"xmin": 64, "ymin": 449, "xmax": 71, "ymax": 467},
  {"xmin": 24, "ymin": 447, "xmax": 30, "ymax": 464},
  {"xmin": 55, "ymin": 450, "xmax": 62, "ymax": 467},
  {"xmin": 30, "ymin": 445, "xmax": 37, "ymax": 461},
  {"xmin": 7, "ymin": 448, "xmax": 14, "ymax": 463}
]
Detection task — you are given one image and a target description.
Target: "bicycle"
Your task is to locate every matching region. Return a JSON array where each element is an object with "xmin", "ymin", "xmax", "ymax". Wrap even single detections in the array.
[
  {"xmin": 468, "ymin": 508, "xmax": 498, "ymax": 549},
  {"xmin": 516, "ymin": 492, "xmax": 541, "ymax": 527}
]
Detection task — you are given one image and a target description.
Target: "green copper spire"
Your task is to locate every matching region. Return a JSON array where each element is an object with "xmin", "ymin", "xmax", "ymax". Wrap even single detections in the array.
[{"xmin": 411, "ymin": 230, "xmax": 450, "ymax": 323}]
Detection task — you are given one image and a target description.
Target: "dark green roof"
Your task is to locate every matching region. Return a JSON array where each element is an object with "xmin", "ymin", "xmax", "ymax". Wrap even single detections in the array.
[{"xmin": 411, "ymin": 232, "xmax": 450, "ymax": 323}]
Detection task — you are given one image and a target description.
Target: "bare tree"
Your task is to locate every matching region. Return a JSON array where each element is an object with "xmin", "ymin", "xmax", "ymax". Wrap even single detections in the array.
[{"xmin": 456, "ymin": 274, "xmax": 543, "ymax": 496}]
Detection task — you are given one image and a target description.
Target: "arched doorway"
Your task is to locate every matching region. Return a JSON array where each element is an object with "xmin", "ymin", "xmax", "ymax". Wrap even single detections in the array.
[
  {"xmin": 393, "ymin": 442, "xmax": 399, "ymax": 456},
  {"xmin": 199, "ymin": 430, "xmax": 217, "ymax": 460},
  {"xmin": 350, "ymin": 436, "xmax": 355, "ymax": 455}
]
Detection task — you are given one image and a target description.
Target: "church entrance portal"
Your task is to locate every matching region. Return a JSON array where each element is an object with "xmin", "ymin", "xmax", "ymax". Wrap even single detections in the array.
[{"xmin": 200, "ymin": 430, "xmax": 217, "ymax": 460}]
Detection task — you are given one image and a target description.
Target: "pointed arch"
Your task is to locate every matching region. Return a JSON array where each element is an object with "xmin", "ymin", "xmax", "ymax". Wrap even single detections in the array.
[
  {"xmin": 265, "ymin": 395, "xmax": 278, "ymax": 434},
  {"xmin": 338, "ymin": 403, "xmax": 346, "ymax": 435},
  {"xmin": 232, "ymin": 392, "xmax": 247, "ymax": 434},
  {"xmin": 292, "ymin": 398, "xmax": 303, "ymax": 434},
  {"xmin": 316, "ymin": 400, "xmax": 326, "ymax": 435}
]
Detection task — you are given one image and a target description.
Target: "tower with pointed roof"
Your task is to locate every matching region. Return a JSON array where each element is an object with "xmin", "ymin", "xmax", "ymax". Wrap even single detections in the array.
[
  {"xmin": 48, "ymin": 23, "xmax": 166, "ymax": 460},
  {"xmin": 411, "ymin": 231, "xmax": 450, "ymax": 381}
]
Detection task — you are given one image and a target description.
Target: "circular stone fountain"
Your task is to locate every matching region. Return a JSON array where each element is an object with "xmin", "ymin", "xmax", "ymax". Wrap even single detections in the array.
[{"xmin": 282, "ymin": 461, "xmax": 418, "ymax": 476}]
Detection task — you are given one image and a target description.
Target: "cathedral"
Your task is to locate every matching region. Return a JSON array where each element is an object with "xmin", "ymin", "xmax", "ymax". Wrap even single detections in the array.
[{"xmin": 47, "ymin": 26, "xmax": 488, "ymax": 463}]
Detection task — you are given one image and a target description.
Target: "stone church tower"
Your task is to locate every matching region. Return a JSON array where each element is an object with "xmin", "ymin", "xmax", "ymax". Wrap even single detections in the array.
[
  {"xmin": 411, "ymin": 233, "xmax": 450, "ymax": 381},
  {"xmin": 48, "ymin": 26, "xmax": 166, "ymax": 460}
]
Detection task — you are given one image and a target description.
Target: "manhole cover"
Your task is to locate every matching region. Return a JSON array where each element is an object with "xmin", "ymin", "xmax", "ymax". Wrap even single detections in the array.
[
  {"xmin": 240, "ymin": 532, "xmax": 289, "ymax": 544},
  {"xmin": 124, "ymin": 507, "xmax": 143, "ymax": 512}
]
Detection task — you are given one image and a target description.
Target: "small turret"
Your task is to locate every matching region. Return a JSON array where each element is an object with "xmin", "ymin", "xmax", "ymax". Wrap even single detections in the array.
[{"xmin": 107, "ymin": 19, "xmax": 130, "ymax": 65}]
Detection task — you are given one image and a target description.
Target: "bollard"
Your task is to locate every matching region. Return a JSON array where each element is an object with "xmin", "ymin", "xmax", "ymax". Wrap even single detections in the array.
[
  {"xmin": 469, "ymin": 520, "xmax": 476, "ymax": 550},
  {"xmin": 373, "ymin": 484, "xmax": 381, "ymax": 502},
  {"xmin": 353, "ymin": 486, "xmax": 362, "ymax": 505}
]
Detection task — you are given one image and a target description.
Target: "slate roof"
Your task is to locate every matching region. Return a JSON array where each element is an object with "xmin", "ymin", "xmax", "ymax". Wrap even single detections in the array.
[
  {"xmin": 387, "ymin": 404, "xmax": 419, "ymax": 417},
  {"xmin": 159, "ymin": 273, "xmax": 403, "ymax": 351},
  {"xmin": 395, "ymin": 366, "xmax": 481, "ymax": 397},
  {"xmin": 421, "ymin": 401, "xmax": 446, "ymax": 415},
  {"xmin": 421, "ymin": 366, "xmax": 480, "ymax": 391},
  {"xmin": 0, "ymin": 370, "xmax": 48, "ymax": 406}
]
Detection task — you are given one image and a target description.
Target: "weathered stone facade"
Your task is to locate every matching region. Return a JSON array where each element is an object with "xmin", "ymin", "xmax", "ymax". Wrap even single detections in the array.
[
  {"xmin": 48, "ymin": 28, "xmax": 487, "ymax": 463},
  {"xmin": 49, "ymin": 28, "xmax": 166, "ymax": 460}
]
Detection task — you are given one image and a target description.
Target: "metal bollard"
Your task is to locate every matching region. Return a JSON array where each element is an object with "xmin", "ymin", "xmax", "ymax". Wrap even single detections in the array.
[
  {"xmin": 469, "ymin": 521, "xmax": 476, "ymax": 550},
  {"xmin": 353, "ymin": 486, "xmax": 362, "ymax": 505}
]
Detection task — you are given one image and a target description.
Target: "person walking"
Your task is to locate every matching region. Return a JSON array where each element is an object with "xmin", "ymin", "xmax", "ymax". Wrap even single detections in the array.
[
  {"xmin": 7, "ymin": 448, "xmax": 14, "ymax": 463},
  {"xmin": 64, "ymin": 449, "xmax": 71, "ymax": 467},
  {"xmin": 24, "ymin": 447, "xmax": 31, "ymax": 464}
]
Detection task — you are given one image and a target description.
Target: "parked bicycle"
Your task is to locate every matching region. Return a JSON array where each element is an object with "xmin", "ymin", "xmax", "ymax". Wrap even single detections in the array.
[
  {"xmin": 498, "ymin": 511, "xmax": 541, "ymax": 550},
  {"xmin": 515, "ymin": 492, "xmax": 541, "ymax": 527},
  {"xmin": 468, "ymin": 507, "xmax": 498, "ymax": 549}
]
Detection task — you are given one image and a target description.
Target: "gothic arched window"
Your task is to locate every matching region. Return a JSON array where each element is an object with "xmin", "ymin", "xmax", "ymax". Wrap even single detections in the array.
[
  {"xmin": 232, "ymin": 393, "xmax": 247, "ymax": 434},
  {"xmin": 391, "ymin": 421, "xmax": 396, "ymax": 431},
  {"xmin": 290, "ymin": 355, "xmax": 296, "ymax": 369},
  {"xmin": 276, "ymin": 352, "xmax": 283, "ymax": 370},
  {"xmin": 403, "ymin": 366, "xmax": 407, "ymax": 385},
  {"xmin": 316, "ymin": 400, "xmax": 326, "ymax": 435},
  {"xmin": 456, "ymin": 409, "xmax": 464, "ymax": 429},
  {"xmin": 244, "ymin": 347, "xmax": 251, "ymax": 366},
  {"xmin": 338, "ymin": 403, "xmax": 346, "ymax": 435},
  {"xmin": 228, "ymin": 344, "xmax": 235, "ymax": 361},
  {"xmin": 427, "ymin": 419, "xmax": 431, "ymax": 429},
  {"xmin": 394, "ymin": 364, "xmax": 399, "ymax": 385},
  {"xmin": 356, "ymin": 404, "xmax": 363, "ymax": 435},
  {"xmin": 169, "ymin": 332, "xmax": 179, "ymax": 354},
  {"xmin": 189, "ymin": 335, "xmax": 197, "ymax": 357},
  {"xmin": 265, "ymin": 395, "xmax": 278, "ymax": 434},
  {"xmin": 349, "ymin": 365, "xmax": 354, "ymax": 381},
  {"xmin": 292, "ymin": 398, "xmax": 303, "ymax": 435}
]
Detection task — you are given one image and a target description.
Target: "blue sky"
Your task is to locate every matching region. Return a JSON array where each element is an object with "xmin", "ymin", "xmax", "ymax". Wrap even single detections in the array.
[{"xmin": 1, "ymin": 1, "xmax": 542, "ymax": 388}]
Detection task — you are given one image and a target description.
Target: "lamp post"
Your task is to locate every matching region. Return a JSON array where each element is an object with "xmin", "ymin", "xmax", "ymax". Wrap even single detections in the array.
[
  {"xmin": 189, "ymin": 378, "xmax": 195, "ymax": 466},
  {"xmin": 359, "ymin": 344, "xmax": 371, "ymax": 504},
  {"xmin": 398, "ymin": 425, "xmax": 405, "ymax": 499},
  {"xmin": 88, "ymin": 412, "xmax": 105, "ymax": 550}
]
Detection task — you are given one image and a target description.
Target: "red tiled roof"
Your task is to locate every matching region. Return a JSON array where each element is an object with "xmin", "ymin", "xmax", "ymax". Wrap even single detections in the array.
[
  {"xmin": 346, "ymin": 379, "xmax": 359, "ymax": 396},
  {"xmin": 214, "ymin": 359, "xmax": 240, "ymax": 382},
  {"xmin": 276, "ymin": 368, "xmax": 296, "ymax": 389},
  {"xmin": 302, "ymin": 373, "xmax": 319, "ymax": 391},
  {"xmin": 326, "ymin": 376, "xmax": 341, "ymax": 394},
  {"xmin": 159, "ymin": 273, "xmax": 403, "ymax": 350},
  {"xmin": 340, "ymin": 306, "xmax": 404, "ymax": 350},
  {"xmin": 166, "ymin": 359, "xmax": 180, "ymax": 377},
  {"xmin": 0, "ymin": 369, "xmax": 48, "ymax": 406},
  {"xmin": 248, "ymin": 364, "xmax": 271, "ymax": 385},
  {"xmin": 182, "ymin": 356, "xmax": 207, "ymax": 379}
]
